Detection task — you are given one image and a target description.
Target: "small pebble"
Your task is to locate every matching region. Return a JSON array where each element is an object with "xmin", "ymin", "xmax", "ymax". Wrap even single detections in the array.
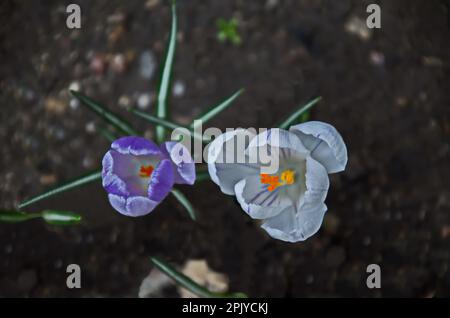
[
  {"xmin": 111, "ymin": 54, "xmax": 127, "ymax": 74},
  {"xmin": 345, "ymin": 16, "xmax": 371, "ymax": 41},
  {"xmin": 40, "ymin": 174, "xmax": 57, "ymax": 186},
  {"xmin": 265, "ymin": 0, "xmax": 278, "ymax": 10},
  {"xmin": 145, "ymin": 0, "xmax": 160, "ymax": 10},
  {"xmin": 369, "ymin": 51, "xmax": 385, "ymax": 66},
  {"xmin": 69, "ymin": 81, "xmax": 80, "ymax": 92},
  {"xmin": 118, "ymin": 95, "xmax": 132, "ymax": 109},
  {"xmin": 173, "ymin": 80, "xmax": 185, "ymax": 97},
  {"xmin": 70, "ymin": 98, "xmax": 80, "ymax": 110},
  {"xmin": 139, "ymin": 51, "xmax": 156, "ymax": 80},
  {"xmin": 45, "ymin": 97, "xmax": 67, "ymax": 115},
  {"xmin": 137, "ymin": 93, "xmax": 152, "ymax": 110},
  {"xmin": 83, "ymin": 155, "xmax": 95, "ymax": 169},
  {"xmin": 90, "ymin": 54, "xmax": 106, "ymax": 75},
  {"xmin": 85, "ymin": 121, "xmax": 96, "ymax": 133}
]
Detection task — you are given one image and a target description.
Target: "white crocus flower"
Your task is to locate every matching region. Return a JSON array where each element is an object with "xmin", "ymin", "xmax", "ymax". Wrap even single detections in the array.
[{"xmin": 207, "ymin": 121, "xmax": 347, "ymax": 243}]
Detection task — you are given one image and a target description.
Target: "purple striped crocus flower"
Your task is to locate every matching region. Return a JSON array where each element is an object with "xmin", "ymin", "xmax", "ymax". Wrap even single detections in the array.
[{"xmin": 102, "ymin": 136, "xmax": 195, "ymax": 217}]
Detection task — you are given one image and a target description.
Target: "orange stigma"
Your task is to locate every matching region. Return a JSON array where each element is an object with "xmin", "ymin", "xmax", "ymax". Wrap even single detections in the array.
[
  {"xmin": 139, "ymin": 165, "xmax": 154, "ymax": 178},
  {"xmin": 260, "ymin": 169, "xmax": 295, "ymax": 191}
]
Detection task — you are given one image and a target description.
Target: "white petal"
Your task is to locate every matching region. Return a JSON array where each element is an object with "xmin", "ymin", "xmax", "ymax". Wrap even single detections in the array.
[
  {"xmin": 301, "ymin": 156, "xmax": 330, "ymax": 206},
  {"xmin": 207, "ymin": 129, "xmax": 258, "ymax": 195},
  {"xmin": 245, "ymin": 129, "xmax": 309, "ymax": 175},
  {"xmin": 261, "ymin": 202, "xmax": 328, "ymax": 243},
  {"xmin": 246, "ymin": 128, "xmax": 309, "ymax": 156},
  {"xmin": 290, "ymin": 121, "xmax": 347, "ymax": 174},
  {"xmin": 234, "ymin": 176, "xmax": 289, "ymax": 220}
]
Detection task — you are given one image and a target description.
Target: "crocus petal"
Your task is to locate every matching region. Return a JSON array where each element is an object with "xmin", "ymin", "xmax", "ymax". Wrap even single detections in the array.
[
  {"xmin": 112, "ymin": 136, "xmax": 162, "ymax": 156},
  {"xmin": 290, "ymin": 121, "xmax": 347, "ymax": 174},
  {"xmin": 108, "ymin": 194, "xmax": 128, "ymax": 215},
  {"xmin": 301, "ymin": 156, "xmax": 330, "ymax": 206},
  {"xmin": 261, "ymin": 202, "xmax": 328, "ymax": 243},
  {"xmin": 126, "ymin": 196, "xmax": 159, "ymax": 216},
  {"xmin": 207, "ymin": 129, "xmax": 258, "ymax": 195},
  {"xmin": 245, "ymin": 129, "xmax": 310, "ymax": 175},
  {"xmin": 102, "ymin": 151, "xmax": 129, "ymax": 196},
  {"xmin": 147, "ymin": 159, "xmax": 175, "ymax": 202},
  {"xmin": 161, "ymin": 141, "xmax": 196, "ymax": 185},
  {"xmin": 108, "ymin": 194, "xmax": 159, "ymax": 217},
  {"xmin": 234, "ymin": 175, "xmax": 290, "ymax": 219},
  {"xmin": 246, "ymin": 128, "xmax": 309, "ymax": 156}
]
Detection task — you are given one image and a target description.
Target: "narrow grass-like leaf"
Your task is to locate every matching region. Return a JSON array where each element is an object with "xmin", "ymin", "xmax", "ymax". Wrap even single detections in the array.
[
  {"xmin": 195, "ymin": 170, "xmax": 211, "ymax": 183},
  {"xmin": 70, "ymin": 90, "xmax": 138, "ymax": 136},
  {"xmin": 0, "ymin": 210, "xmax": 39, "ymax": 223},
  {"xmin": 156, "ymin": 0, "xmax": 177, "ymax": 142},
  {"xmin": 0, "ymin": 209, "xmax": 81, "ymax": 225},
  {"xmin": 98, "ymin": 127, "xmax": 118, "ymax": 143},
  {"xmin": 130, "ymin": 108, "xmax": 209, "ymax": 144},
  {"xmin": 278, "ymin": 96, "xmax": 322, "ymax": 130},
  {"xmin": 189, "ymin": 89, "xmax": 244, "ymax": 128},
  {"xmin": 171, "ymin": 189, "xmax": 196, "ymax": 221},
  {"xmin": 131, "ymin": 108, "xmax": 182, "ymax": 130},
  {"xmin": 19, "ymin": 170, "xmax": 102, "ymax": 209},
  {"xmin": 151, "ymin": 257, "xmax": 248, "ymax": 298},
  {"xmin": 299, "ymin": 110, "xmax": 310, "ymax": 123},
  {"xmin": 41, "ymin": 210, "xmax": 82, "ymax": 225}
]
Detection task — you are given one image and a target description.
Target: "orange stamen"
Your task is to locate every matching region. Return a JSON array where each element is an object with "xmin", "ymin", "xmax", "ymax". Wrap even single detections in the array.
[
  {"xmin": 260, "ymin": 170, "xmax": 295, "ymax": 191},
  {"xmin": 139, "ymin": 165, "xmax": 154, "ymax": 178}
]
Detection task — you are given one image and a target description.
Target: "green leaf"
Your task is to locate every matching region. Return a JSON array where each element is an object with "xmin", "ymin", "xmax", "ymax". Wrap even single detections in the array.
[
  {"xmin": 70, "ymin": 90, "xmax": 138, "ymax": 136},
  {"xmin": 216, "ymin": 17, "xmax": 241, "ymax": 46},
  {"xmin": 278, "ymin": 96, "xmax": 322, "ymax": 130},
  {"xmin": 0, "ymin": 209, "xmax": 81, "ymax": 226},
  {"xmin": 129, "ymin": 108, "xmax": 209, "ymax": 144},
  {"xmin": 299, "ymin": 110, "xmax": 310, "ymax": 123},
  {"xmin": 189, "ymin": 89, "xmax": 244, "ymax": 129},
  {"xmin": 156, "ymin": 0, "xmax": 178, "ymax": 143},
  {"xmin": 0, "ymin": 210, "xmax": 39, "ymax": 223},
  {"xmin": 19, "ymin": 170, "xmax": 102, "ymax": 209},
  {"xmin": 98, "ymin": 126, "xmax": 118, "ymax": 143},
  {"xmin": 130, "ymin": 108, "xmax": 182, "ymax": 130},
  {"xmin": 195, "ymin": 170, "xmax": 210, "ymax": 183},
  {"xmin": 151, "ymin": 257, "xmax": 248, "ymax": 298},
  {"xmin": 41, "ymin": 210, "xmax": 82, "ymax": 225},
  {"xmin": 171, "ymin": 189, "xmax": 197, "ymax": 221}
]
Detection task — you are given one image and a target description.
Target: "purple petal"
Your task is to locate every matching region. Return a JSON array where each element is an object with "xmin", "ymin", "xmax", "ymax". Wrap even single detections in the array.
[
  {"xmin": 148, "ymin": 159, "xmax": 174, "ymax": 202},
  {"xmin": 108, "ymin": 194, "xmax": 159, "ymax": 217},
  {"xmin": 126, "ymin": 196, "xmax": 159, "ymax": 217},
  {"xmin": 102, "ymin": 151, "xmax": 128, "ymax": 196},
  {"xmin": 161, "ymin": 141, "xmax": 196, "ymax": 185},
  {"xmin": 102, "ymin": 150, "xmax": 114, "ymax": 176},
  {"xmin": 102, "ymin": 172, "xmax": 128, "ymax": 196},
  {"xmin": 112, "ymin": 136, "xmax": 162, "ymax": 156},
  {"xmin": 108, "ymin": 194, "xmax": 127, "ymax": 215}
]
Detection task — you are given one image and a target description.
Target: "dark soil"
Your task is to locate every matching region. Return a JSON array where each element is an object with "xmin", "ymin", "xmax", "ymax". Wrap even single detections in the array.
[{"xmin": 1, "ymin": 0, "xmax": 449, "ymax": 297}]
